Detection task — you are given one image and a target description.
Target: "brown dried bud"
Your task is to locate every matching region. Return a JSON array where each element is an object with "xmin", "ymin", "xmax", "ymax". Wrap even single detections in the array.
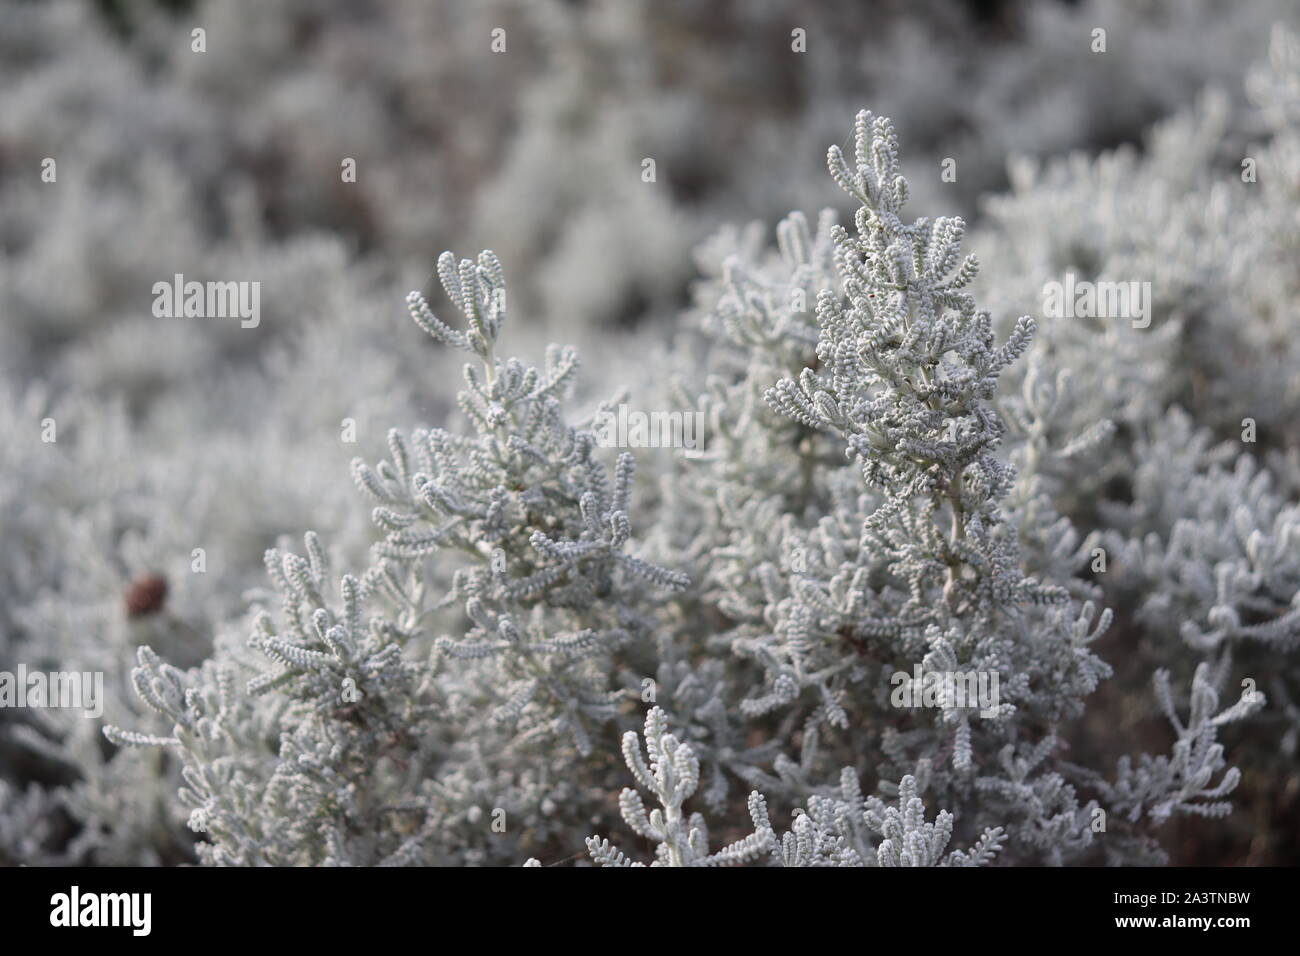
[{"xmin": 125, "ymin": 573, "xmax": 168, "ymax": 618}]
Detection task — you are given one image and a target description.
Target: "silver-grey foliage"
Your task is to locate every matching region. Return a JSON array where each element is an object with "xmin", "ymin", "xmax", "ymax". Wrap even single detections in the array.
[
  {"xmin": 4, "ymin": 12, "xmax": 1299, "ymax": 867},
  {"xmin": 95, "ymin": 90, "xmax": 1289, "ymax": 865}
]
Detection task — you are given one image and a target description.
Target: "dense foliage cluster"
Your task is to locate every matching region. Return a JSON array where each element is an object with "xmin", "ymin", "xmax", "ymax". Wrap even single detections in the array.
[{"xmin": 2, "ymin": 3, "xmax": 1298, "ymax": 866}]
